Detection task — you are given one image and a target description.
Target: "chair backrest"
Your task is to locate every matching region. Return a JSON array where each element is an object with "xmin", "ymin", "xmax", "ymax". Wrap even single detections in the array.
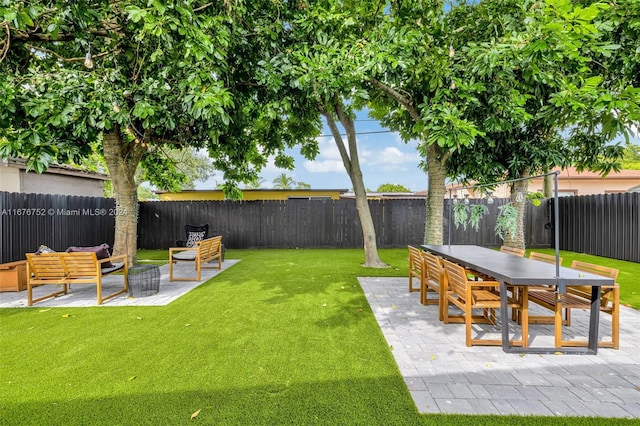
[
  {"xmin": 500, "ymin": 246, "xmax": 525, "ymax": 257},
  {"xmin": 529, "ymin": 251, "xmax": 563, "ymax": 265},
  {"xmin": 408, "ymin": 246, "xmax": 425, "ymax": 277},
  {"xmin": 26, "ymin": 253, "xmax": 66, "ymax": 280},
  {"xmin": 198, "ymin": 236, "xmax": 222, "ymax": 260},
  {"xmin": 423, "ymin": 251, "xmax": 444, "ymax": 289},
  {"xmin": 184, "ymin": 224, "xmax": 209, "ymax": 247},
  {"xmin": 570, "ymin": 260, "xmax": 619, "ymax": 306},
  {"xmin": 63, "ymin": 252, "xmax": 100, "ymax": 279},
  {"xmin": 441, "ymin": 259, "xmax": 468, "ymax": 299}
]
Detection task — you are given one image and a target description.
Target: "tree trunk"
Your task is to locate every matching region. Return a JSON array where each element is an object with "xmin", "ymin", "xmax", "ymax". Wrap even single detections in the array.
[
  {"xmin": 542, "ymin": 173, "xmax": 554, "ymax": 198},
  {"xmin": 504, "ymin": 173, "xmax": 529, "ymax": 250},
  {"xmin": 424, "ymin": 144, "xmax": 448, "ymax": 245},
  {"xmin": 322, "ymin": 103, "xmax": 387, "ymax": 268},
  {"xmin": 102, "ymin": 129, "xmax": 145, "ymax": 265}
]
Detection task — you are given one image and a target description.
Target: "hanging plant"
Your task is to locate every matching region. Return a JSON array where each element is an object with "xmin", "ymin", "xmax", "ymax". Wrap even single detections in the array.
[
  {"xmin": 495, "ymin": 203, "xmax": 518, "ymax": 240},
  {"xmin": 469, "ymin": 204, "xmax": 489, "ymax": 231},
  {"xmin": 527, "ymin": 191, "xmax": 544, "ymax": 207},
  {"xmin": 453, "ymin": 202, "xmax": 470, "ymax": 230}
]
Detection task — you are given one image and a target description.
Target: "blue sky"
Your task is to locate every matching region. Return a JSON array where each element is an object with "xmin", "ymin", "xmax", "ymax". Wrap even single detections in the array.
[
  {"xmin": 194, "ymin": 114, "xmax": 639, "ymax": 193},
  {"xmin": 195, "ymin": 110, "xmax": 428, "ymax": 192}
]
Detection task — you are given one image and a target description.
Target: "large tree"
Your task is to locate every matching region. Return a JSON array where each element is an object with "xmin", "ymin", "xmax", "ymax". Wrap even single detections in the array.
[
  {"xmin": 0, "ymin": 1, "xmax": 319, "ymax": 263},
  {"xmin": 364, "ymin": 0, "xmax": 638, "ymax": 246},
  {"xmin": 444, "ymin": 0, "xmax": 639, "ymax": 248},
  {"xmin": 280, "ymin": 2, "xmax": 389, "ymax": 267}
]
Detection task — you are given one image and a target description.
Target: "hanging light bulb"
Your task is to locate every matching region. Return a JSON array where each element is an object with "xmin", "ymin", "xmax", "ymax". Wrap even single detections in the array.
[
  {"xmin": 486, "ymin": 191, "xmax": 494, "ymax": 205},
  {"xmin": 515, "ymin": 190, "xmax": 525, "ymax": 203},
  {"xmin": 450, "ymin": 79, "xmax": 456, "ymax": 90},
  {"xmin": 84, "ymin": 44, "xmax": 93, "ymax": 69},
  {"xmin": 463, "ymin": 193, "xmax": 470, "ymax": 205},
  {"xmin": 452, "ymin": 194, "xmax": 458, "ymax": 204},
  {"xmin": 113, "ymin": 102, "xmax": 120, "ymax": 113},
  {"xmin": 448, "ymin": 43, "xmax": 455, "ymax": 58}
]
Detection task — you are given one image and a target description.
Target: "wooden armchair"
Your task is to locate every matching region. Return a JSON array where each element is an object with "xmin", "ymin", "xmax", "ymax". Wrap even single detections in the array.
[
  {"xmin": 169, "ymin": 236, "xmax": 223, "ymax": 281},
  {"xmin": 441, "ymin": 259, "xmax": 528, "ymax": 347},
  {"xmin": 407, "ymin": 246, "xmax": 425, "ymax": 294},
  {"xmin": 422, "ymin": 251, "xmax": 447, "ymax": 320},
  {"xmin": 528, "ymin": 260, "xmax": 619, "ymax": 349}
]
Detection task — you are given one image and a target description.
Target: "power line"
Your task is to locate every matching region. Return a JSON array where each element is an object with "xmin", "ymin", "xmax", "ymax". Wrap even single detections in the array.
[{"xmin": 318, "ymin": 130, "xmax": 393, "ymax": 138}]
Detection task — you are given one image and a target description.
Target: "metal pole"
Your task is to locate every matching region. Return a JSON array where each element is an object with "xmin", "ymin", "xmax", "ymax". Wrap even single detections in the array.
[
  {"xmin": 448, "ymin": 188, "xmax": 452, "ymax": 247},
  {"xmin": 554, "ymin": 171, "xmax": 560, "ymax": 278}
]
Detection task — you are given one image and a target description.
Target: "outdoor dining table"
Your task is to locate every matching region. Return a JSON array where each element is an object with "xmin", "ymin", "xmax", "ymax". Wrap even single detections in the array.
[{"xmin": 421, "ymin": 244, "xmax": 615, "ymax": 355}]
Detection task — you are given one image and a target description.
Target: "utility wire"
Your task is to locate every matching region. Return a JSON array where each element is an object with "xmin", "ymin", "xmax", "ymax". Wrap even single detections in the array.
[{"xmin": 318, "ymin": 129, "xmax": 393, "ymax": 138}]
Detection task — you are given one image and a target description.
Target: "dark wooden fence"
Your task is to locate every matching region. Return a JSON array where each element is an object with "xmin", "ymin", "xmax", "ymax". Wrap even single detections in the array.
[
  {"xmin": 0, "ymin": 191, "xmax": 116, "ymax": 264},
  {"xmin": 2, "ymin": 191, "xmax": 638, "ymax": 264},
  {"xmin": 137, "ymin": 198, "xmax": 551, "ymax": 250},
  {"xmin": 558, "ymin": 192, "xmax": 639, "ymax": 263}
]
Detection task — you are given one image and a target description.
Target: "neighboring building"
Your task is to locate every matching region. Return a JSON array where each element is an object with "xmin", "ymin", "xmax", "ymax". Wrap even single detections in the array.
[
  {"xmin": 446, "ymin": 167, "xmax": 640, "ymax": 198},
  {"xmin": 340, "ymin": 192, "xmax": 426, "ymax": 200},
  {"xmin": 156, "ymin": 188, "xmax": 350, "ymax": 201},
  {"xmin": 0, "ymin": 158, "xmax": 109, "ymax": 197}
]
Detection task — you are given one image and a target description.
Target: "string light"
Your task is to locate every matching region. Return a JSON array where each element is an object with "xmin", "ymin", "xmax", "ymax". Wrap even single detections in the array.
[
  {"xmin": 84, "ymin": 44, "xmax": 94, "ymax": 69},
  {"xmin": 463, "ymin": 193, "xmax": 470, "ymax": 205},
  {"xmin": 486, "ymin": 191, "xmax": 494, "ymax": 205},
  {"xmin": 448, "ymin": 43, "xmax": 455, "ymax": 58}
]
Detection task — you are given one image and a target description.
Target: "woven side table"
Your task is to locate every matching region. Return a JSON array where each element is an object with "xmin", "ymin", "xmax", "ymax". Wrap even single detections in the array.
[{"xmin": 127, "ymin": 264, "xmax": 160, "ymax": 297}]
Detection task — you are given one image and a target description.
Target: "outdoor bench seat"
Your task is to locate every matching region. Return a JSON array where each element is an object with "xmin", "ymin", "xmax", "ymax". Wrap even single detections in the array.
[
  {"xmin": 26, "ymin": 252, "xmax": 128, "ymax": 306},
  {"xmin": 169, "ymin": 235, "xmax": 223, "ymax": 281}
]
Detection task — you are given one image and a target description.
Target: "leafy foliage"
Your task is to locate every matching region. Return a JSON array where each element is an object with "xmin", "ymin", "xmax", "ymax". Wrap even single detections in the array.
[
  {"xmin": 453, "ymin": 202, "xmax": 470, "ymax": 231},
  {"xmin": 495, "ymin": 204, "xmax": 519, "ymax": 241},
  {"xmin": 376, "ymin": 183, "xmax": 411, "ymax": 192},
  {"xmin": 470, "ymin": 204, "xmax": 489, "ymax": 232}
]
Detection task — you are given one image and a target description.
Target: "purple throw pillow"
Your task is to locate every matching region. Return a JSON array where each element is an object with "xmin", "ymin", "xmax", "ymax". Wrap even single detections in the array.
[{"xmin": 65, "ymin": 243, "xmax": 114, "ymax": 268}]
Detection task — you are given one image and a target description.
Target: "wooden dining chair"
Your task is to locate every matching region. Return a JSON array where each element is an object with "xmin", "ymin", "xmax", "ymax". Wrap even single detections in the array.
[
  {"xmin": 441, "ymin": 259, "xmax": 528, "ymax": 347},
  {"xmin": 524, "ymin": 251, "xmax": 566, "ymax": 324},
  {"xmin": 500, "ymin": 245, "xmax": 525, "ymax": 257},
  {"xmin": 528, "ymin": 251, "xmax": 562, "ymax": 265},
  {"xmin": 407, "ymin": 246, "xmax": 426, "ymax": 294},
  {"xmin": 422, "ymin": 251, "xmax": 446, "ymax": 316},
  {"xmin": 529, "ymin": 261, "xmax": 620, "ymax": 349}
]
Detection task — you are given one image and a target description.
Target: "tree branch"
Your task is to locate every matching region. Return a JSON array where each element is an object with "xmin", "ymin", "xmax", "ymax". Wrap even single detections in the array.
[{"xmin": 369, "ymin": 77, "xmax": 421, "ymax": 122}]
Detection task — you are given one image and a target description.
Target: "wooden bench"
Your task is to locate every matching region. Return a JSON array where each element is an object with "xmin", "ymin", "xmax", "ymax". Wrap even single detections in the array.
[
  {"xmin": 528, "ymin": 260, "xmax": 620, "ymax": 349},
  {"xmin": 26, "ymin": 252, "xmax": 128, "ymax": 306},
  {"xmin": 169, "ymin": 235, "xmax": 223, "ymax": 281}
]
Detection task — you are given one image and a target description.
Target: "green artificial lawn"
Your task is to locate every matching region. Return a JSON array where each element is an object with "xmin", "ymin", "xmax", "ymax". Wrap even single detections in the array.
[{"xmin": 1, "ymin": 248, "xmax": 638, "ymax": 425}]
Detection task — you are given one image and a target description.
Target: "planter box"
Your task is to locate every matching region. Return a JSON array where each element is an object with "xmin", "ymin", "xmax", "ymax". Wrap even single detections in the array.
[{"xmin": 0, "ymin": 260, "xmax": 27, "ymax": 292}]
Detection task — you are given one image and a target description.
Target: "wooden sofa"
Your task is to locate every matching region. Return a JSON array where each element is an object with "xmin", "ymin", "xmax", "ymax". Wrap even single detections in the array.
[
  {"xmin": 169, "ymin": 235, "xmax": 223, "ymax": 281},
  {"xmin": 26, "ymin": 252, "xmax": 128, "ymax": 306}
]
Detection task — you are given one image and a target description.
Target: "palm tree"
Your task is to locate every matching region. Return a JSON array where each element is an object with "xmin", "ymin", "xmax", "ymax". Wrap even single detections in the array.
[{"xmin": 272, "ymin": 173, "xmax": 295, "ymax": 189}]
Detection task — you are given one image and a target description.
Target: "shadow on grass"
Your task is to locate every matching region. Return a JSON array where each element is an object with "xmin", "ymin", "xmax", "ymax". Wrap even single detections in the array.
[{"xmin": 4, "ymin": 371, "xmax": 636, "ymax": 425}]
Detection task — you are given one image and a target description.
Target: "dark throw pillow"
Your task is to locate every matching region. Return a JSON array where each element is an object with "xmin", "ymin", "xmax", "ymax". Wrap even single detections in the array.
[
  {"xmin": 65, "ymin": 243, "xmax": 114, "ymax": 268},
  {"xmin": 186, "ymin": 231, "xmax": 206, "ymax": 248}
]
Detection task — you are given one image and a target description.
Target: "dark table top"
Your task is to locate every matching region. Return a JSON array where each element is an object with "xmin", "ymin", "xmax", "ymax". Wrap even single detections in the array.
[{"xmin": 421, "ymin": 245, "xmax": 614, "ymax": 287}]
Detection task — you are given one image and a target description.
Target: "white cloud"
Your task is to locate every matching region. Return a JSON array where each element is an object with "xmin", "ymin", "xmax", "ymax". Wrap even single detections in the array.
[{"xmin": 304, "ymin": 159, "xmax": 345, "ymax": 173}]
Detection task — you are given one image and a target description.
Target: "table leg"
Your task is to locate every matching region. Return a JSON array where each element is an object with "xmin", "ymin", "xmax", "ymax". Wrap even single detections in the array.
[
  {"xmin": 588, "ymin": 286, "xmax": 601, "ymax": 354},
  {"xmin": 500, "ymin": 280, "xmax": 510, "ymax": 351}
]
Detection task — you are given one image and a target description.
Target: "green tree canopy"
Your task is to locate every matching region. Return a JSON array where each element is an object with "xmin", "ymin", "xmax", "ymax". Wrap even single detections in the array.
[
  {"xmin": 0, "ymin": 1, "xmax": 320, "ymax": 262},
  {"xmin": 376, "ymin": 183, "xmax": 411, "ymax": 192}
]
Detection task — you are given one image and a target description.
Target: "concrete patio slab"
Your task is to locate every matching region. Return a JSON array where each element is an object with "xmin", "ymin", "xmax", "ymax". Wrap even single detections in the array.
[
  {"xmin": 0, "ymin": 260, "xmax": 239, "ymax": 308},
  {"xmin": 359, "ymin": 276, "xmax": 640, "ymax": 419}
]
